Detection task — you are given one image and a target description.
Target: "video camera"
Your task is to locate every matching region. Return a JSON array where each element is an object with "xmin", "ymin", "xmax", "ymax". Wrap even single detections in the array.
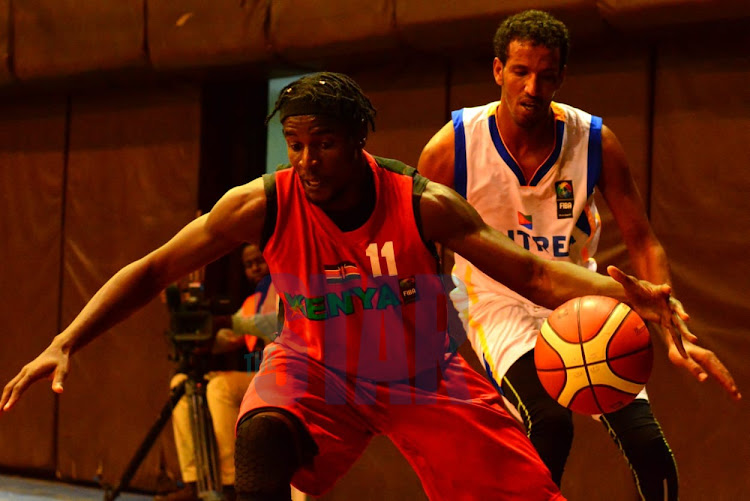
[{"xmin": 164, "ymin": 282, "xmax": 233, "ymax": 374}]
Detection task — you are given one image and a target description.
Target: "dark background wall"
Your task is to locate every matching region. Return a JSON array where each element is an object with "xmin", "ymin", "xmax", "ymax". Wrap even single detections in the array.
[{"xmin": 0, "ymin": 2, "xmax": 748, "ymax": 500}]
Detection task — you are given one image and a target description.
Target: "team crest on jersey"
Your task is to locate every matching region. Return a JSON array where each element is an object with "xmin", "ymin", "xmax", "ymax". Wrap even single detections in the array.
[
  {"xmin": 324, "ymin": 261, "xmax": 361, "ymax": 283},
  {"xmin": 517, "ymin": 212, "xmax": 533, "ymax": 230},
  {"xmin": 555, "ymin": 180, "xmax": 574, "ymax": 219}
]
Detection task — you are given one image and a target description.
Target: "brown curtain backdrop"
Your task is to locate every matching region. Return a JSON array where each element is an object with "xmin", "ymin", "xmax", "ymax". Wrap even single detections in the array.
[
  {"xmin": 646, "ymin": 32, "xmax": 750, "ymax": 501},
  {"xmin": 55, "ymin": 86, "xmax": 200, "ymax": 490},
  {"xmin": 12, "ymin": 0, "xmax": 147, "ymax": 80},
  {"xmin": 0, "ymin": 2, "xmax": 748, "ymax": 499},
  {"xmin": 0, "ymin": 97, "xmax": 67, "ymax": 473}
]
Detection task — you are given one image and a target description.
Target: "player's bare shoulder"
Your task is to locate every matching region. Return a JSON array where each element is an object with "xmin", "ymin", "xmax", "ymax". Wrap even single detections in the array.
[
  {"xmin": 417, "ymin": 121, "xmax": 456, "ymax": 188},
  {"xmin": 205, "ymin": 177, "xmax": 267, "ymax": 244}
]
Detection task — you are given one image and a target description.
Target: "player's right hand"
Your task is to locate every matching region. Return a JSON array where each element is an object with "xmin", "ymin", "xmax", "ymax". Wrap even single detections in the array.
[{"xmin": 0, "ymin": 340, "xmax": 70, "ymax": 413}]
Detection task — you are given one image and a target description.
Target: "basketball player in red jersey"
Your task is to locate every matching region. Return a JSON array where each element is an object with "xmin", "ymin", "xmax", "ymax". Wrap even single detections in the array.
[{"xmin": 2, "ymin": 73, "xmax": 734, "ymax": 501}]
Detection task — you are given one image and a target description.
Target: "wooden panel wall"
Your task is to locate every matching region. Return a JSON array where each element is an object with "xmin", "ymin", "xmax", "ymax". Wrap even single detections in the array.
[
  {"xmin": 53, "ymin": 86, "xmax": 200, "ymax": 490},
  {"xmin": 0, "ymin": 2, "xmax": 748, "ymax": 500},
  {"xmin": 148, "ymin": 0, "xmax": 270, "ymax": 70},
  {"xmin": 0, "ymin": 97, "xmax": 67, "ymax": 472},
  {"xmin": 647, "ymin": 32, "xmax": 750, "ymax": 501},
  {"xmin": 13, "ymin": 0, "xmax": 147, "ymax": 80}
]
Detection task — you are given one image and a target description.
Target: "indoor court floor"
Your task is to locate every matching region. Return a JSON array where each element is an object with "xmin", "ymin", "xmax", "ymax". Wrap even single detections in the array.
[{"xmin": 0, "ymin": 474, "xmax": 150, "ymax": 501}]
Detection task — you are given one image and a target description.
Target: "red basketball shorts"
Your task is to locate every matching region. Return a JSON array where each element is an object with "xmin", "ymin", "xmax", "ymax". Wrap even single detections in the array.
[{"xmin": 238, "ymin": 342, "xmax": 564, "ymax": 500}]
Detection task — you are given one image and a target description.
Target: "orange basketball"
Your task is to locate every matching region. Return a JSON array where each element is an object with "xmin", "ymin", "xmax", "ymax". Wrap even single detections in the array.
[{"xmin": 535, "ymin": 296, "xmax": 653, "ymax": 415}]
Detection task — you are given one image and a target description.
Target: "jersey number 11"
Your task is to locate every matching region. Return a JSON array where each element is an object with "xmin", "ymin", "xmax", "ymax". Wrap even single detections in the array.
[{"xmin": 366, "ymin": 241, "xmax": 398, "ymax": 277}]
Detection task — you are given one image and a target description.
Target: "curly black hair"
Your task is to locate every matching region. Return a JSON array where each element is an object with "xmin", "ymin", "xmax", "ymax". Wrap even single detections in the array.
[
  {"xmin": 493, "ymin": 10, "xmax": 570, "ymax": 71},
  {"xmin": 266, "ymin": 72, "xmax": 377, "ymax": 135}
]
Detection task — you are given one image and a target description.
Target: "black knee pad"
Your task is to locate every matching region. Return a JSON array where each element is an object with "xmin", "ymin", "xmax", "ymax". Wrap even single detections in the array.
[{"xmin": 235, "ymin": 411, "xmax": 307, "ymax": 500}]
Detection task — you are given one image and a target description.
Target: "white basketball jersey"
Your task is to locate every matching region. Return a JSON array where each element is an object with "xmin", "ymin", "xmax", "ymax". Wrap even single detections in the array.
[{"xmin": 451, "ymin": 101, "xmax": 603, "ymax": 381}]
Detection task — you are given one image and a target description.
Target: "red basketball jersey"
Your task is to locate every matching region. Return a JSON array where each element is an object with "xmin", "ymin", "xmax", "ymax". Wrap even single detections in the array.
[{"xmin": 263, "ymin": 153, "xmax": 450, "ymax": 381}]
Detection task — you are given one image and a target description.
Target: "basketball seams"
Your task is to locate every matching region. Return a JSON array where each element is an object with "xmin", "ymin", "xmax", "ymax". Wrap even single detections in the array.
[
  {"xmin": 535, "ymin": 295, "xmax": 654, "ymax": 414},
  {"xmin": 596, "ymin": 302, "xmax": 632, "ymax": 358},
  {"xmin": 585, "ymin": 303, "xmax": 643, "ymax": 411},
  {"xmin": 569, "ymin": 386, "xmax": 638, "ymax": 414},
  {"xmin": 536, "ymin": 345, "xmax": 651, "ymax": 371},
  {"xmin": 585, "ymin": 365, "xmax": 648, "ymax": 394},
  {"xmin": 539, "ymin": 322, "xmax": 584, "ymax": 367},
  {"xmin": 556, "ymin": 366, "xmax": 587, "ymax": 407},
  {"xmin": 576, "ymin": 297, "xmax": 606, "ymax": 412},
  {"xmin": 604, "ymin": 345, "xmax": 653, "ymax": 362},
  {"xmin": 605, "ymin": 306, "xmax": 653, "ymax": 385},
  {"xmin": 536, "ymin": 323, "xmax": 569, "ymax": 399},
  {"xmin": 577, "ymin": 296, "xmax": 619, "ymax": 341},
  {"xmin": 606, "ymin": 309, "xmax": 651, "ymax": 359}
]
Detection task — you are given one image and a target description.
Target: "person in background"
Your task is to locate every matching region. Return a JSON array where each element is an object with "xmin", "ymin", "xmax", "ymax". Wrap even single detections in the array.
[
  {"xmin": 417, "ymin": 10, "xmax": 741, "ymax": 500},
  {"xmin": 157, "ymin": 243, "xmax": 276, "ymax": 501}
]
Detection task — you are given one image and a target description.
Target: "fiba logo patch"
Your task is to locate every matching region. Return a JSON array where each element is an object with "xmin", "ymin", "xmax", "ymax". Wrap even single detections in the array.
[
  {"xmin": 399, "ymin": 276, "xmax": 418, "ymax": 304},
  {"xmin": 555, "ymin": 180, "xmax": 574, "ymax": 219}
]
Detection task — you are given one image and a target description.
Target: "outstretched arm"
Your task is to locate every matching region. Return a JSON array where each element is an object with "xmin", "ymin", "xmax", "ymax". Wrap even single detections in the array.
[
  {"xmin": 1, "ymin": 178, "xmax": 268, "ymax": 412},
  {"xmin": 420, "ymin": 181, "xmax": 674, "ymax": 320},
  {"xmin": 599, "ymin": 125, "xmax": 740, "ymax": 400}
]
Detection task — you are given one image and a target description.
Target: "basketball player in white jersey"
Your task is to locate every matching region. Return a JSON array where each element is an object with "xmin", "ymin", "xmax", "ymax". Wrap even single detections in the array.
[{"xmin": 418, "ymin": 10, "xmax": 741, "ymax": 501}]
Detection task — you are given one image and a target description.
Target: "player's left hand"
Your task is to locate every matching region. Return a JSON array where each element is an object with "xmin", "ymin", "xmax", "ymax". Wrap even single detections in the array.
[
  {"xmin": 608, "ymin": 266, "xmax": 741, "ymax": 400},
  {"xmin": 652, "ymin": 323, "xmax": 742, "ymax": 401},
  {"xmin": 607, "ymin": 265, "xmax": 696, "ymax": 358},
  {"xmin": 1, "ymin": 339, "xmax": 70, "ymax": 413}
]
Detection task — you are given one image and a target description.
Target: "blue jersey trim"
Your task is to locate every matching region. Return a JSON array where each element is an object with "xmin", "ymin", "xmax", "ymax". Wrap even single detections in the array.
[
  {"xmin": 587, "ymin": 115, "xmax": 603, "ymax": 197},
  {"xmin": 575, "ymin": 211, "xmax": 591, "ymax": 236},
  {"xmin": 530, "ymin": 120, "xmax": 565, "ymax": 186},
  {"xmin": 488, "ymin": 114, "xmax": 526, "ymax": 186},
  {"xmin": 452, "ymin": 109, "xmax": 468, "ymax": 199},
  {"xmin": 489, "ymin": 114, "xmax": 564, "ymax": 187},
  {"xmin": 483, "ymin": 354, "xmax": 504, "ymax": 395}
]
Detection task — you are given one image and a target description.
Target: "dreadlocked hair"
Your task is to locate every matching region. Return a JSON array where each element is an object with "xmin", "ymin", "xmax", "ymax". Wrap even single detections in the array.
[
  {"xmin": 266, "ymin": 72, "xmax": 377, "ymax": 133},
  {"xmin": 493, "ymin": 10, "xmax": 570, "ymax": 71}
]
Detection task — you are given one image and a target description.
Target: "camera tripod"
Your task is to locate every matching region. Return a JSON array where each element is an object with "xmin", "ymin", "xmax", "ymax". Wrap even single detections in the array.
[
  {"xmin": 103, "ymin": 366, "xmax": 223, "ymax": 501},
  {"xmin": 103, "ymin": 283, "xmax": 230, "ymax": 500}
]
